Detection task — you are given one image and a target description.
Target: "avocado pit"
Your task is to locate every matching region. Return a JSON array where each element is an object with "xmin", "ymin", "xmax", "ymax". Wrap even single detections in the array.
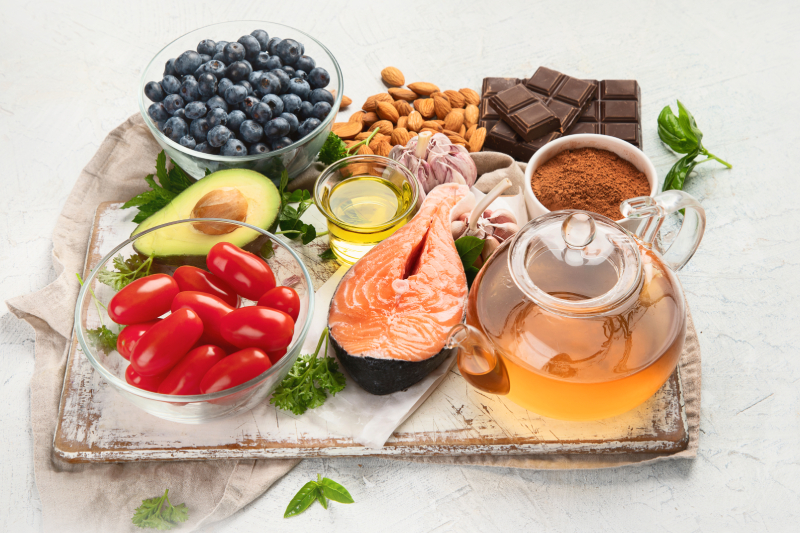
[{"xmin": 191, "ymin": 188, "xmax": 249, "ymax": 235}]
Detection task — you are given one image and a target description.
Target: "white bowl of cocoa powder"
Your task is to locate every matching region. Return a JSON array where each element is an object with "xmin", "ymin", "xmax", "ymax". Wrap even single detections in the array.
[{"xmin": 524, "ymin": 134, "xmax": 656, "ymax": 229}]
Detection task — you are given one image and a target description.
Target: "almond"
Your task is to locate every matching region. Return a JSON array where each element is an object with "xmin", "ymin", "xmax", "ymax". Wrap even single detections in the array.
[
  {"xmin": 434, "ymin": 120, "xmax": 446, "ymax": 127},
  {"xmin": 468, "ymin": 127, "xmax": 487, "ymax": 152},
  {"xmin": 419, "ymin": 128, "xmax": 439, "ymax": 135},
  {"xmin": 362, "ymin": 111, "xmax": 379, "ymax": 127},
  {"xmin": 391, "ymin": 127, "xmax": 411, "ymax": 146},
  {"xmin": 444, "ymin": 130, "xmax": 467, "ymax": 144},
  {"xmin": 363, "ymin": 93, "xmax": 393, "ymax": 112},
  {"xmin": 444, "ymin": 90, "xmax": 466, "ymax": 108},
  {"xmin": 369, "ymin": 120, "xmax": 394, "ymax": 136},
  {"xmin": 459, "ymin": 88, "xmax": 481, "ymax": 106},
  {"xmin": 465, "ymin": 124, "xmax": 477, "ymax": 141},
  {"xmin": 397, "ymin": 116, "xmax": 408, "ymax": 129},
  {"xmin": 433, "ymin": 95, "xmax": 452, "ymax": 119},
  {"xmin": 406, "ymin": 111, "xmax": 423, "ymax": 132},
  {"xmin": 464, "ymin": 104, "xmax": 479, "ymax": 127},
  {"xmin": 414, "ymin": 98, "xmax": 435, "ymax": 119},
  {"xmin": 191, "ymin": 189, "xmax": 248, "ymax": 235},
  {"xmin": 332, "ymin": 121, "xmax": 363, "ymax": 139},
  {"xmin": 340, "ymin": 95, "xmax": 352, "ymax": 109},
  {"xmin": 459, "ymin": 124, "xmax": 466, "ymax": 137},
  {"xmin": 376, "ymin": 101, "xmax": 400, "ymax": 123},
  {"xmin": 408, "ymin": 82, "xmax": 439, "ymax": 96},
  {"xmin": 430, "ymin": 91, "xmax": 447, "ymax": 102},
  {"xmin": 349, "ymin": 111, "xmax": 365, "ymax": 124},
  {"xmin": 355, "ymin": 131, "xmax": 372, "ymax": 141},
  {"xmin": 421, "ymin": 121, "xmax": 443, "ymax": 132},
  {"xmin": 444, "ymin": 110, "xmax": 464, "ymax": 132},
  {"xmin": 381, "ymin": 67, "xmax": 405, "ymax": 87},
  {"xmin": 332, "ymin": 122, "xmax": 349, "ymax": 130},
  {"xmin": 388, "ymin": 87, "xmax": 417, "ymax": 102},
  {"xmin": 357, "ymin": 144, "xmax": 374, "ymax": 155},
  {"xmin": 374, "ymin": 140, "xmax": 393, "ymax": 157},
  {"xmin": 393, "ymin": 100, "xmax": 412, "ymax": 116}
]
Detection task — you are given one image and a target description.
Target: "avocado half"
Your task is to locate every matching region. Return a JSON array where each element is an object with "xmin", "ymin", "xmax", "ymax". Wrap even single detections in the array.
[{"xmin": 132, "ymin": 169, "xmax": 281, "ymax": 267}]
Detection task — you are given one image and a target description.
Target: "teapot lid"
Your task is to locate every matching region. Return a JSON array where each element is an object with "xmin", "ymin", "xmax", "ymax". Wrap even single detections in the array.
[{"xmin": 508, "ymin": 210, "xmax": 642, "ymax": 316}]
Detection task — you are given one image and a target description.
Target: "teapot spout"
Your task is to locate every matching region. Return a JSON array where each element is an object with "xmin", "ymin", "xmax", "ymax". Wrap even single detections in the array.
[{"xmin": 447, "ymin": 324, "xmax": 510, "ymax": 395}]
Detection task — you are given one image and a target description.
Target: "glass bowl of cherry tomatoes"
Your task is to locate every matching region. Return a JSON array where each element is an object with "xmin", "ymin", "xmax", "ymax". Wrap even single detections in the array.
[{"xmin": 74, "ymin": 218, "xmax": 315, "ymax": 423}]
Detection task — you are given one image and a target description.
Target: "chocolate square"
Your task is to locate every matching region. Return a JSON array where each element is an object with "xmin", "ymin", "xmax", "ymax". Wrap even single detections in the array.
[
  {"xmin": 601, "ymin": 101, "xmax": 639, "ymax": 122},
  {"xmin": 601, "ymin": 80, "xmax": 639, "ymax": 100},
  {"xmin": 524, "ymin": 67, "xmax": 596, "ymax": 133},
  {"xmin": 490, "ymin": 86, "xmax": 560, "ymax": 141},
  {"xmin": 526, "ymin": 67, "xmax": 563, "ymax": 96},
  {"xmin": 481, "ymin": 77, "xmax": 522, "ymax": 98},
  {"xmin": 565, "ymin": 78, "xmax": 642, "ymax": 149}
]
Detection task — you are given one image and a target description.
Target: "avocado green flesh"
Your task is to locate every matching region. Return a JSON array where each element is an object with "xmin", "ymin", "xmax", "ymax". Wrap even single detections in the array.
[{"xmin": 132, "ymin": 169, "xmax": 281, "ymax": 264}]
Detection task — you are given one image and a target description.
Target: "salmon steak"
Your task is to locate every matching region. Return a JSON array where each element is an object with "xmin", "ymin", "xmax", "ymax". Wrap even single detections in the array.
[{"xmin": 328, "ymin": 183, "xmax": 473, "ymax": 395}]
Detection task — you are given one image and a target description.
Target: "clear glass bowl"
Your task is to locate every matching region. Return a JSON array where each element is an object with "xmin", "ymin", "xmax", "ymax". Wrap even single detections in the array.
[
  {"xmin": 137, "ymin": 21, "xmax": 343, "ymax": 181},
  {"xmin": 74, "ymin": 219, "xmax": 315, "ymax": 423}
]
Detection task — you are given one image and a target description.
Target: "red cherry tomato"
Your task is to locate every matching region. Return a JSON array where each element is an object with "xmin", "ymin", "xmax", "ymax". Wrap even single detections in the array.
[
  {"xmin": 199, "ymin": 347, "xmax": 272, "ymax": 394},
  {"xmin": 158, "ymin": 344, "xmax": 227, "ymax": 395},
  {"xmin": 125, "ymin": 365, "xmax": 169, "ymax": 392},
  {"xmin": 257, "ymin": 286, "xmax": 301, "ymax": 322},
  {"xmin": 131, "ymin": 308, "xmax": 203, "ymax": 376},
  {"xmin": 173, "ymin": 265, "xmax": 239, "ymax": 307},
  {"xmin": 171, "ymin": 291, "xmax": 235, "ymax": 347},
  {"xmin": 207, "ymin": 242, "xmax": 276, "ymax": 301},
  {"xmin": 267, "ymin": 348, "xmax": 287, "ymax": 365},
  {"xmin": 116, "ymin": 320, "xmax": 160, "ymax": 360},
  {"xmin": 220, "ymin": 306, "xmax": 295, "ymax": 352},
  {"xmin": 108, "ymin": 274, "xmax": 179, "ymax": 325}
]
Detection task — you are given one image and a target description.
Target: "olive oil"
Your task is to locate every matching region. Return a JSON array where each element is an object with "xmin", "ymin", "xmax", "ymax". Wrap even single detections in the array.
[{"xmin": 321, "ymin": 176, "xmax": 413, "ymax": 264}]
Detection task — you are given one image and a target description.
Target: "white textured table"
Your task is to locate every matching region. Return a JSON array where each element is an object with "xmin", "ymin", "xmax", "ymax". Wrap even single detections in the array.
[{"xmin": 1, "ymin": 1, "xmax": 798, "ymax": 531}]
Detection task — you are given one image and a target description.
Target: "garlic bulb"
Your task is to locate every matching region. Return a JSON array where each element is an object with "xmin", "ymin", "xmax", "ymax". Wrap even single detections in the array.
[
  {"xmin": 389, "ymin": 132, "xmax": 477, "ymax": 196},
  {"xmin": 451, "ymin": 178, "xmax": 519, "ymax": 262}
]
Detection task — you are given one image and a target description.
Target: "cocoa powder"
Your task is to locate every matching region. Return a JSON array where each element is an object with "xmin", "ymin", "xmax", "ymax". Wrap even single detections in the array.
[{"xmin": 531, "ymin": 148, "xmax": 650, "ymax": 220}]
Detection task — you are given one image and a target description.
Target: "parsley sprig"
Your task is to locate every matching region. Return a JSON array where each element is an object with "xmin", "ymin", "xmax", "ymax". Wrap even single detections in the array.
[
  {"xmin": 122, "ymin": 151, "xmax": 194, "ymax": 223},
  {"xmin": 284, "ymin": 474, "xmax": 354, "ymax": 518},
  {"xmin": 274, "ymin": 170, "xmax": 323, "ymax": 245},
  {"xmin": 97, "ymin": 253, "xmax": 154, "ymax": 291},
  {"xmin": 270, "ymin": 327, "xmax": 346, "ymax": 416},
  {"xmin": 76, "ymin": 273, "xmax": 118, "ymax": 354},
  {"xmin": 132, "ymin": 489, "xmax": 188, "ymax": 530},
  {"xmin": 317, "ymin": 129, "xmax": 380, "ymax": 166}
]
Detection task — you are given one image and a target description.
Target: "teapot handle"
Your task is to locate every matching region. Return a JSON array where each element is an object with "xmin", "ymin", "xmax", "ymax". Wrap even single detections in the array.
[
  {"xmin": 620, "ymin": 190, "xmax": 706, "ymax": 271},
  {"xmin": 447, "ymin": 324, "xmax": 510, "ymax": 395}
]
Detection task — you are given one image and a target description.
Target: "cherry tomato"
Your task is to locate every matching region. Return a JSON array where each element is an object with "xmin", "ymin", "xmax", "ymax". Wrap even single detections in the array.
[
  {"xmin": 116, "ymin": 320, "xmax": 160, "ymax": 360},
  {"xmin": 267, "ymin": 348, "xmax": 287, "ymax": 365},
  {"xmin": 125, "ymin": 365, "xmax": 169, "ymax": 392},
  {"xmin": 220, "ymin": 306, "xmax": 295, "ymax": 352},
  {"xmin": 108, "ymin": 274, "xmax": 179, "ymax": 325},
  {"xmin": 131, "ymin": 308, "xmax": 203, "ymax": 376},
  {"xmin": 257, "ymin": 286, "xmax": 301, "ymax": 322},
  {"xmin": 207, "ymin": 242, "xmax": 276, "ymax": 301},
  {"xmin": 173, "ymin": 265, "xmax": 239, "ymax": 307},
  {"xmin": 171, "ymin": 291, "xmax": 235, "ymax": 347},
  {"xmin": 199, "ymin": 347, "xmax": 272, "ymax": 394},
  {"xmin": 158, "ymin": 345, "xmax": 227, "ymax": 395}
]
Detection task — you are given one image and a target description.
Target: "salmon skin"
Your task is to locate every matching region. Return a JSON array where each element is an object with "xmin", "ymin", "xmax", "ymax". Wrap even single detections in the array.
[{"xmin": 328, "ymin": 183, "xmax": 472, "ymax": 395}]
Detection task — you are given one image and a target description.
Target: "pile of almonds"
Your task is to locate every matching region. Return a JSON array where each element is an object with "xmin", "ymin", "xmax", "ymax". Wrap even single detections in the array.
[{"xmin": 330, "ymin": 67, "xmax": 487, "ymax": 157}]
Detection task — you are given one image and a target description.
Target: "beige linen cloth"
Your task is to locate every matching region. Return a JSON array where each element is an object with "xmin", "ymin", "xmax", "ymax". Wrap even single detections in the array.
[{"xmin": 6, "ymin": 115, "xmax": 699, "ymax": 532}]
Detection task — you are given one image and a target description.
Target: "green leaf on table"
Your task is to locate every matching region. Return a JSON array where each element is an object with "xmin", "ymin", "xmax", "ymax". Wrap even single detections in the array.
[
  {"xmin": 662, "ymin": 150, "xmax": 701, "ymax": 192},
  {"xmin": 657, "ymin": 104, "xmax": 700, "ymax": 154},
  {"xmin": 319, "ymin": 248, "xmax": 337, "ymax": 260},
  {"xmin": 316, "ymin": 487, "xmax": 328, "ymax": 509},
  {"xmin": 284, "ymin": 475, "xmax": 353, "ymax": 518},
  {"xmin": 132, "ymin": 489, "xmax": 188, "ymax": 530},
  {"xmin": 319, "ymin": 477, "xmax": 355, "ymax": 504},
  {"xmin": 284, "ymin": 481, "xmax": 319, "ymax": 518},
  {"xmin": 676, "ymin": 100, "xmax": 704, "ymax": 150}
]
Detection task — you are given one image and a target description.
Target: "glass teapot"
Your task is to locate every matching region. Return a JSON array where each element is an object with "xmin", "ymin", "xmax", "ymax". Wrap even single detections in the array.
[{"xmin": 447, "ymin": 190, "xmax": 705, "ymax": 421}]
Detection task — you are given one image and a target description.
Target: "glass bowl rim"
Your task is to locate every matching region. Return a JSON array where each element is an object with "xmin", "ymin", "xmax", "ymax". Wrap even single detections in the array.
[
  {"xmin": 137, "ymin": 20, "xmax": 343, "ymax": 163},
  {"xmin": 74, "ymin": 217, "xmax": 316, "ymax": 401}
]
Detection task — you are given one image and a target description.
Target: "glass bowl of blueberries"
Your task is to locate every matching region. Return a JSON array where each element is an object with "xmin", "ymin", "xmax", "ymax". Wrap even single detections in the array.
[{"xmin": 138, "ymin": 21, "xmax": 342, "ymax": 181}]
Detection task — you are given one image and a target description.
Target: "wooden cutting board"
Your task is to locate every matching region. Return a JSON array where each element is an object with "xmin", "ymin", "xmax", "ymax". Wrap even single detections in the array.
[{"xmin": 53, "ymin": 202, "xmax": 688, "ymax": 463}]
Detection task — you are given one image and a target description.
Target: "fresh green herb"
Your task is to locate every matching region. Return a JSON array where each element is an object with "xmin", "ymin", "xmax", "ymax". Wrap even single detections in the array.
[
  {"xmin": 284, "ymin": 474, "xmax": 354, "ymax": 518},
  {"xmin": 274, "ymin": 170, "xmax": 323, "ymax": 245},
  {"xmin": 658, "ymin": 101, "xmax": 731, "ymax": 191},
  {"xmin": 270, "ymin": 327, "xmax": 346, "ymax": 416},
  {"xmin": 455, "ymin": 236, "xmax": 485, "ymax": 288},
  {"xmin": 317, "ymin": 130, "xmax": 380, "ymax": 166},
  {"xmin": 97, "ymin": 253, "xmax": 154, "ymax": 291},
  {"xmin": 122, "ymin": 151, "xmax": 194, "ymax": 223},
  {"xmin": 318, "ymin": 247, "xmax": 337, "ymax": 260},
  {"xmin": 132, "ymin": 489, "xmax": 188, "ymax": 530},
  {"xmin": 76, "ymin": 273, "xmax": 118, "ymax": 354}
]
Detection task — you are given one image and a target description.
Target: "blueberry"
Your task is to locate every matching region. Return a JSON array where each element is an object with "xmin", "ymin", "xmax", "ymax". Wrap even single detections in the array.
[
  {"xmin": 199, "ymin": 54, "xmax": 212, "ymax": 63},
  {"xmin": 264, "ymin": 117, "xmax": 291, "ymax": 138},
  {"xmin": 267, "ymin": 37, "xmax": 282, "ymax": 55},
  {"xmin": 269, "ymin": 69, "xmax": 291, "ymax": 93},
  {"xmin": 237, "ymin": 35, "xmax": 261, "ymax": 61},
  {"xmin": 181, "ymin": 74, "xmax": 196, "ymax": 84},
  {"xmin": 196, "ymin": 60, "xmax": 227, "ymax": 80},
  {"xmin": 206, "ymin": 95, "xmax": 229, "ymax": 113},
  {"xmin": 287, "ymin": 78, "xmax": 311, "ymax": 101},
  {"xmin": 175, "ymin": 50, "xmax": 203, "ymax": 76},
  {"xmin": 226, "ymin": 60, "xmax": 251, "ymax": 82},
  {"xmin": 207, "ymin": 125, "xmax": 232, "ymax": 147},
  {"xmin": 271, "ymin": 136, "xmax": 293, "ymax": 150},
  {"xmin": 242, "ymin": 59, "xmax": 253, "ymax": 70},
  {"xmin": 190, "ymin": 117, "xmax": 211, "ymax": 142},
  {"xmin": 251, "ymin": 102, "xmax": 273, "ymax": 125},
  {"xmin": 281, "ymin": 65, "xmax": 296, "ymax": 77},
  {"xmin": 212, "ymin": 52, "xmax": 226, "ymax": 63},
  {"xmin": 161, "ymin": 75, "xmax": 181, "ymax": 95},
  {"xmin": 260, "ymin": 93, "xmax": 284, "ymax": 116},
  {"xmin": 184, "ymin": 101, "xmax": 207, "ymax": 120},
  {"xmin": 308, "ymin": 67, "xmax": 330, "ymax": 89},
  {"xmin": 264, "ymin": 55, "xmax": 282, "ymax": 71},
  {"xmin": 163, "ymin": 94, "xmax": 185, "ymax": 115},
  {"xmin": 214, "ymin": 41, "xmax": 229, "ymax": 55},
  {"xmin": 310, "ymin": 88, "xmax": 334, "ymax": 106},
  {"xmin": 156, "ymin": 120, "xmax": 166, "ymax": 132},
  {"xmin": 194, "ymin": 142, "xmax": 216, "ymax": 154},
  {"xmin": 223, "ymin": 42, "xmax": 245, "ymax": 64},
  {"xmin": 164, "ymin": 58, "xmax": 177, "ymax": 77},
  {"xmin": 162, "ymin": 117, "xmax": 188, "ymax": 142},
  {"xmin": 297, "ymin": 117, "xmax": 321, "ymax": 137},
  {"xmin": 294, "ymin": 70, "xmax": 307, "ymax": 81},
  {"xmin": 275, "ymin": 38, "xmax": 301, "ymax": 66},
  {"xmin": 252, "ymin": 52, "xmax": 271, "ymax": 71},
  {"xmin": 179, "ymin": 79, "xmax": 200, "ymax": 102},
  {"xmin": 207, "ymin": 107, "xmax": 228, "ymax": 127},
  {"xmin": 179, "ymin": 135, "xmax": 196, "ymax": 149},
  {"xmin": 217, "ymin": 78, "xmax": 234, "ymax": 97},
  {"xmin": 249, "ymin": 142, "xmax": 269, "ymax": 155},
  {"xmin": 299, "ymin": 42, "xmax": 305, "ymax": 55},
  {"xmin": 256, "ymin": 72, "xmax": 281, "ymax": 96},
  {"xmin": 197, "ymin": 72, "xmax": 217, "ymax": 97},
  {"xmin": 248, "ymin": 70, "xmax": 263, "ymax": 86},
  {"xmin": 280, "ymin": 93, "xmax": 303, "ymax": 114},
  {"xmin": 144, "ymin": 81, "xmax": 165, "ymax": 102},
  {"xmin": 280, "ymin": 112, "xmax": 299, "ymax": 134},
  {"xmin": 227, "ymin": 109, "xmax": 247, "ymax": 132},
  {"xmin": 220, "ymin": 137, "xmax": 247, "ymax": 156},
  {"xmin": 148, "ymin": 102, "xmax": 169, "ymax": 122},
  {"xmin": 224, "ymin": 85, "xmax": 248, "ymax": 105},
  {"xmin": 241, "ymin": 95, "xmax": 260, "ymax": 117},
  {"xmin": 238, "ymin": 80, "xmax": 254, "ymax": 95},
  {"xmin": 239, "ymin": 120, "xmax": 263, "ymax": 143},
  {"xmin": 197, "ymin": 39, "xmax": 216, "ymax": 56},
  {"xmin": 250, "ymin": 29, "xmax": 269, "ymax": 51},
  {"xmin": 172, "ymin": 108, "xmax": 186, "ymax": 120},
  {"xmin": 295, "ymin": 55, "xmax": 315, "ymax": 73},
  {"xmin": 311, "ymin": 101, "xmax": 332, "ymax": 120},
  {"xmin": 298, "ymin": 100, "xmax": 314, "ymax": 120}
]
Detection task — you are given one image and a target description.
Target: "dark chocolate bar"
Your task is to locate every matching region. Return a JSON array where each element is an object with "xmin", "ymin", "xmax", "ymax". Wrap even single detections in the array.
[
  {"xmin": 489, "ymin": 85, "xmax": 560, "ymax": 141},
  {"xmin": 485, "ymin": 119, "xmax": 560, "ymax": 162},
  {"xmin": 479, "ymin": 77, "xmax": 522, "ymax": 130},
  {"xmin": 524, "ymin": 67, "xmax": 596, "ymax": 134},
  {"xmin": 565, "ymin": 80, "xmax": 642, "ymax": 149}
]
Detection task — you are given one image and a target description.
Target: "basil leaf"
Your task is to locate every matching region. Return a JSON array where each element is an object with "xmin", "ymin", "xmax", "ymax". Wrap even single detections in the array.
[
  {"xmin": 464, "ymin": 265, "xmax": 481, "ymax": 288},
  {"xmin": 320, "ymin": 478, "xmax": 355, "ymax": 504},
  {"xmin": 663, "ymin": 151, "xmax": 700, "ymax": 192},
  {"xmin": 657, "ymin": 105, "xmax": 698, "ymax": 154},
  {"xmin": 455, "ymin": 236, "xmax": 484, "ymax": 269},
  {"xmin": 677, "ymin": 100, "xmax": 704, "ymax": 149},
  {"xmin": 316, "ymin": 486, "xmax": 328, "ymax": 509},
  {"xmin": 284, "ymin": 481, "xmax": 319, "ymax": 518}
]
